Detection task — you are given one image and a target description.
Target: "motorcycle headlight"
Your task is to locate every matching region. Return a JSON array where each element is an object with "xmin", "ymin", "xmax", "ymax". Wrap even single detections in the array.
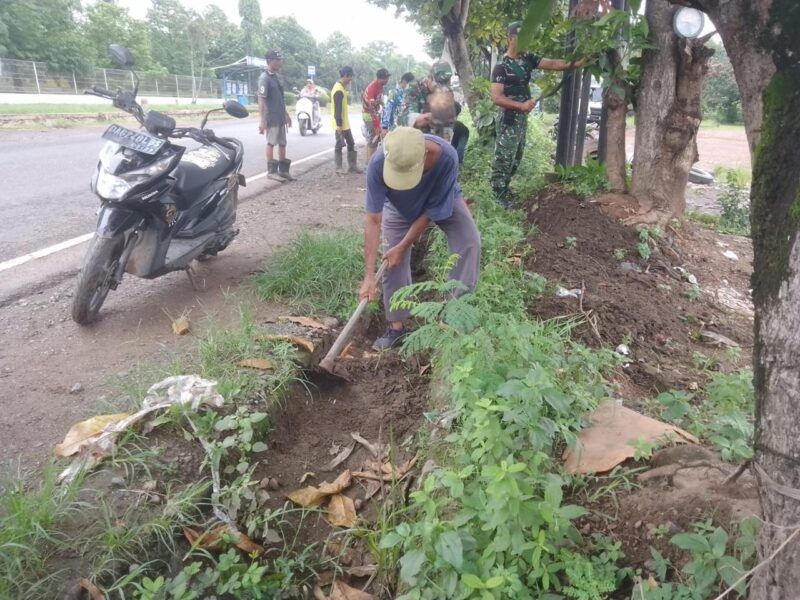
[{"xmin": 96, "ymin": 152, "xmax": 178, "ymax": 201}]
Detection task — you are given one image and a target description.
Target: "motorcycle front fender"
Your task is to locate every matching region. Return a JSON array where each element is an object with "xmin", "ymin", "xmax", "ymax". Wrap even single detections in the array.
[{"xmin": 96, "ymin": 204, "xmax": 146, "ymax": 238}]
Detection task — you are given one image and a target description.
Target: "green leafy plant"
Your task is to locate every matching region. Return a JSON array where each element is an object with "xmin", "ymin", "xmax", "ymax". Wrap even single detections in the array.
[
  {"xmin": 555, "ymin": 159, "xmax": 609, "ymax": 198},
  {"xmin": 613, "ymin": 248, "xmax": 628, "ymax": 260},
  {"xmin": 565, "ymin": 236, "xmax": 578, "ymax": 250}
]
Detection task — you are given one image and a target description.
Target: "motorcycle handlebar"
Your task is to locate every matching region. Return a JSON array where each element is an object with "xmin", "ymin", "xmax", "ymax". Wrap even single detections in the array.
[{"xmin": 92, "ymin": 85, "xmax": 115, "ymax": 97}]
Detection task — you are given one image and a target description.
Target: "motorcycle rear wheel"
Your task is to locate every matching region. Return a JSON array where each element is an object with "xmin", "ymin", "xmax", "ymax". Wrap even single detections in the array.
[{"xmin": 71, "ymin": 234, "xmax": 125, "ymax": 325}]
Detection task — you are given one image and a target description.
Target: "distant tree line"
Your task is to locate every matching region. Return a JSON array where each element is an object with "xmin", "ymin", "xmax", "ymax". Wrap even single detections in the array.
[{"xmin": 0, "ymin": 0, "xmax": 431, "ymax": 92}]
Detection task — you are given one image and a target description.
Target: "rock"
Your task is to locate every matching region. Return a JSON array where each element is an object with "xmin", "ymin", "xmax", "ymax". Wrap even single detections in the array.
[
  {"xmin": 651, "ymin": 444, "xmax": 715, "ymax": 468},
  {"xmin": 722, "ymin": 250, "xmax": 739, "ymax": 261},
  {"xmin": 634, "ymin": 520, "xmax": 643, "ymax": 529},
  {"xmin": 268, "ymin": 477, "xmax": 280, "ymax": 491},
  {"xmin": 700, "ymin": 331, "xmax": 740, "ymax": 348},
  {"xmin": 354, "ymin": 498, "xmax": 363, "ymax": 511},
  {"xmin": 142, "ymin": 480, "xmax": 158, "ymax": 492},
  {"xmin": 619, "ymin": 261, "xmax": 641, "ymax": 273},
  {"xmin": 69, "ymin": 383, "xmax": 83, "ymax": 394},
  {"xmin": 149, "ymin": 494, "xmax": 162, "ymax": 504},
  {"xmin": 111, "ymin": 476, "xmax": 125, "ymax": 488},
  {"xmin": 259, "ymin": 477, "xmax": 271, "ymax": 489},
  {"xmin": 321, "ymin": 317, "xmax": 340, "ymax": 329},
  {"xmin": 615, "ymin": 344, "xmax": 631, "ymax": 357}
]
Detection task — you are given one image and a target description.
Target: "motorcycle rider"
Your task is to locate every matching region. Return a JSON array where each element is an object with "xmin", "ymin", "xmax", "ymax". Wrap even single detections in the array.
[
  {"xmin": 299, "ymin": 78, "xmax": 321, "ymax": 127},
  {"xmin": 257, "ymin": 49, "xmax": 294, "ymax": 182}
]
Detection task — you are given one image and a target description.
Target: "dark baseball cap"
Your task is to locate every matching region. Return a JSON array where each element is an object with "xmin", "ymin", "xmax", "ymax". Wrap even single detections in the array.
[
  {"xmin": 265, "ymin": 49, "xmax": 283, "ymax": 60},
  {"xmin": 339, "ymin": 66, "xmax": 354, "ymax": 77},
  {"xmin": 507, "ymin": 21, "xmax": 522, "ymax": 35}
]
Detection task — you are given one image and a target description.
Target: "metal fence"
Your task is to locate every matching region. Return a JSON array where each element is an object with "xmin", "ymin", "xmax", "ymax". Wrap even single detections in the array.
[{"xmin": 0, "ymin": 57, "xmax": 224, "ymax": 98}]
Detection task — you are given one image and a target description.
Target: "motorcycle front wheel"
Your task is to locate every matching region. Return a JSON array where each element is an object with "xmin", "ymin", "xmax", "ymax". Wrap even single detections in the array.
[
  {"xmin": 299, "ymin": 119, "xmax": 308, "ymax": 136},
  {"xmin": 71, "ymin": 234, "xmax": 125, "ymax": 325}
]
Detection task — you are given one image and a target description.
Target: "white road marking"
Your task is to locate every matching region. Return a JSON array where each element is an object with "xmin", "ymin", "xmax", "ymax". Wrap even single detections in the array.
[{"xmin": 0, "ymin": 145, "xmax": 341, "ymax": 274}]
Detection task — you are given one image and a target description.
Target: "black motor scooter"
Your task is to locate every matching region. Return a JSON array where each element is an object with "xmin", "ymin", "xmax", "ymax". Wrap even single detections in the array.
[{"xmin": 72, "ymin": 44, "xmax": 249, "ymax": 325}]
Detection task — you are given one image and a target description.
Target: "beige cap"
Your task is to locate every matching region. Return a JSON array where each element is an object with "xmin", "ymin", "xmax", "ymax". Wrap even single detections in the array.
[{"xmin": 383, "ymin": 127, "xmax": 425, "ymax": 190}]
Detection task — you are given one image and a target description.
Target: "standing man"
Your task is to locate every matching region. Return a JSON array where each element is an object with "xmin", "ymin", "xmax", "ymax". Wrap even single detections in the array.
[
  {"xmin": 257, "ymin": 49, "xmax": 294, "ymax": 182},
  {"xmin": 362, "ymin": 68, "xmax": 390, "ymax": 161},
  {"xmin": 491, "ymin": 21, "xmax": 589, "ymax": 207},
  {"xmin": 381, "ymin": 72, "xmax": 415, "ymax": 134},
  {"xmin": 332, "ymin": 66, "xmax": 362, "ymax": 174},
  {"xmin": 359, "ymin": 127, "xmax": 481, "ymax": 350}
]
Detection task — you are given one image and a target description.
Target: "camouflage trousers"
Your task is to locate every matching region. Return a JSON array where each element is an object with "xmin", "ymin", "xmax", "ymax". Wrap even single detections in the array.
[{"xmin": 490, "ymin": 110, "xmax": 528, "ymax": 208}]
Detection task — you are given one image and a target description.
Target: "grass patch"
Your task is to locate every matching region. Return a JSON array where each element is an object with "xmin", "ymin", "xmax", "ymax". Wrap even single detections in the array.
[{"xmin": 252, "ymin": 229, "xmax": 364, "ymax": 320}]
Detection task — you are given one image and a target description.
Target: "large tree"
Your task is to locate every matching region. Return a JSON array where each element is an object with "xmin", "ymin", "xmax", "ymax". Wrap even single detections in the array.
[
  {"xmin": 147, "ymin": 0, "xmax": 193, "ymax": 74},
  {"xmin": 83, "ymin": 1, "xmax": 153, "ymax": 70},
  {"xmin": 238, "ymin": 0, "xmax": 263, "ymax": 58},
  {"xmin": 263, "ymin": 16, "xmax": 320, "ymax": 90}
]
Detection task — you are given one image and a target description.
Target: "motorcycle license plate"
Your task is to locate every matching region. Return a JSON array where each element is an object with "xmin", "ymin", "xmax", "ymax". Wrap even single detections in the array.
[{"xmin": 102, "ymin": 124, "xmax": 166, "ymax": 155}]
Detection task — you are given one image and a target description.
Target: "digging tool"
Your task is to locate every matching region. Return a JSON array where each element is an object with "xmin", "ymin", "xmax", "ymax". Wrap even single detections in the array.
[{"xmin": 319, "ymin": 262, "xmax": 387, "ymax": 376}]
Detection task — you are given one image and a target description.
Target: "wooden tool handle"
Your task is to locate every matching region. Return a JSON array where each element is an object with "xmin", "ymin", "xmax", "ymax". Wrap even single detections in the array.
[{"xmin": 319, "ymin": 262, "xmax": 387, "ymax": 371}]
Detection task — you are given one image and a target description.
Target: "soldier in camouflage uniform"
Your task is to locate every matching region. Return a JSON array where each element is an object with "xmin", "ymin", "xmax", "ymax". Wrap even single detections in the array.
[{"xmin": 490, "ymin": 22, "xmax": 589, "ymax": 208}]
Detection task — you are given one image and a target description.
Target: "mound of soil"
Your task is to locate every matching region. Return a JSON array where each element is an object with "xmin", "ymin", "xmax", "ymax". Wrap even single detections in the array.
[{"xmin": 525, "ymin": 190, "xmax": 754, "ymax": 396}]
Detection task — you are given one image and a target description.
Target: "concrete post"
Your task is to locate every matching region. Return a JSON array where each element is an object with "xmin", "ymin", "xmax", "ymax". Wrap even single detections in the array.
[
  {"xmin": 103, "ymin": 69, "xmax": 109, "ymax": 90},
  {"xmin": 32, "ymin": 62, "xmax": 41, "ymax": 94},
  {"xmin": 72, "ymin": 70, "xmax": 78, "ymax": 94}
]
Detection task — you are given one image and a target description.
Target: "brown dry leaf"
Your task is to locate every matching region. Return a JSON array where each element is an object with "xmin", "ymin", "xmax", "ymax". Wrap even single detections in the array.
[
  {"xmin": 265, "ymin": 334, "xmax": 315, "ymax": 353},
  {"xmin": 327, "ymin": 494, "xmax": 358, "ymax": 528},
  {"xmin": 506, "ymin": 254, "xmax": 522, "ymax": 267},
  {"xmin": 313, "ymin": 584, "xmax": 328, "ymax": 600},
  {"xmin": 286, "ymin": 485, "xmax": 328, "ymax": 507},
  {"xmin": 278, "ymin": 316, "xmax": 329, "ymax": 330},
  {"xmin": 350, "ymin": 432, "xmax": 380, "ymax": 457},
  {"xmin": 54, "ymin": 413, "xmax": 131, "ymax": 457},
  {"xmin": 184, "ymin": 526, "xmax": 264, "ymax": 556},
  {"xmin": 318, "ymin": 470, "xmax": 353, "ymax": 495},
  {"xmin": 79, "ymin": 578, "xmax": 106, "ymax": 600},
  {"xmin": 321, "ymin": 441, "xmax": 355, "ymax": 472},
  {"xmin": 183, "ymin": 526, "xmax": 225, "ymax": 552},
  {"xmin": 237, "ymin": 358, "xmax": 274, "ymax": 371},
  {"xmin": 330, "ymin": 580, "xmax": 376, "ymax": 600},
  {"xmin": 345, "ymin": 565, "xmax": 378, "ymax": 578},
  {"xmin": 398, "ymin": 454, "xmax": 419, "ymax": 475},
  {"xmin": 562, "ymin": 402, "xmax": 700, "ymax": 474},
  {"xmin": 340, "ymin": 341, "xmax": 355, "ymax": 359},
  {"xmin": 299, "ymin": 471, "xmax": 316, "ymax": 484},
  {"xmin": 172, "ymin": 316, "xmax": 190, "ymax": 335}
]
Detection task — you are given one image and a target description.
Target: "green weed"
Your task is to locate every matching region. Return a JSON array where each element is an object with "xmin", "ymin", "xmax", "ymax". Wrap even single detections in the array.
[
  {"xmin": 252, "ymin": 229, "xmax": 364, "ymax": 319},
  {"xmin": 555, "ymin": 159, "xmax": 609, "ymax": 198}
]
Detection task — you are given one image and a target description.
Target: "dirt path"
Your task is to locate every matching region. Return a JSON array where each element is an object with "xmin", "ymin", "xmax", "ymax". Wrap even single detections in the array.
[{"xmin": 0, "ymin": 158, "xmax": 368, "ymax": 471}]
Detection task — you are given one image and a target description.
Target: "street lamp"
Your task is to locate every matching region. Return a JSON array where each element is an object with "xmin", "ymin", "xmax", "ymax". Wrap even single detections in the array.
[{"xmin": 673, "ymin": 7, "xmax": 706, "ymax": 39}]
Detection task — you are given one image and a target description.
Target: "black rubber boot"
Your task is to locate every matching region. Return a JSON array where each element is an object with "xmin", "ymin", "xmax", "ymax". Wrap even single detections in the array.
[
  {"xmin": 267, "ymin": 160, "xmax": 283, "ymax": 182},
  {"xmin": 277, "ymin": 159, "xmax": 295, "ymax": 181},
  {"xmin": 334, "ymin": 150, "xmax": 346, "ymax": 174},
  {"xmin": 347, "ymin": 151, "xmax": 363, "ymax": 174}
]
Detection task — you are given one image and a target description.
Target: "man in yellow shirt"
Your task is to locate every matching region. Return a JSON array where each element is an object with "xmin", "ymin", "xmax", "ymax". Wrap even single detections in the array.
[{"xmin": 331, "ymin": 66, "xmax": 362, "ymax": 174}]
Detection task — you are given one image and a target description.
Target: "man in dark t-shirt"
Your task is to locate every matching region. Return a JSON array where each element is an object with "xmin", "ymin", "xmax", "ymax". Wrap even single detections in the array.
[
  {"xmin": 257, "ymin": 50, "xmax": 293, "ymax": 182},
  {"xmin": 490, "ymin": 21, "xmax": 589, "ymax": 207}
]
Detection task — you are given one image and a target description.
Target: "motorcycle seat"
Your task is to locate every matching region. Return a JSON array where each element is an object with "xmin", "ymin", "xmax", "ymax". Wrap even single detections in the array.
[{"xmin": 172, "ymin": 145, "xmax": 231, "ymax": 206}]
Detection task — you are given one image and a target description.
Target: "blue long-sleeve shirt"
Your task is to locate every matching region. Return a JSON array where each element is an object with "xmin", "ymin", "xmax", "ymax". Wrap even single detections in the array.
[{"xmin": 382, "ymin": 84, "xmax": 406, "ymax": 130}]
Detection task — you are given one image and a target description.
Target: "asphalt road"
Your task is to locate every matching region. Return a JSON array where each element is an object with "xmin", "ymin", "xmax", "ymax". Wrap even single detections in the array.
[{"xmin": 0, "ymin": 113, "xmax": 354, "ymax": 264}]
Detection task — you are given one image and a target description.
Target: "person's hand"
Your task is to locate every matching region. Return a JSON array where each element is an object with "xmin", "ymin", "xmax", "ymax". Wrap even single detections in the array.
[
  {"xmin": 522, "ymin": 99, "xmax": 536, "ymax": 113},
  {"xmin": 285, "ymin": 114, "xmax": 292, "ymax": 128},
  {"xmin": 258, "ymin": 120, "xmax": 266, "ymax": 134},
  {"xmin": 383, "ymin": 245, "xmax": 406, "ymax": 270},
  {"xmin": 359, "ymin": 273, "xmax": 380, "ymax": 301}
]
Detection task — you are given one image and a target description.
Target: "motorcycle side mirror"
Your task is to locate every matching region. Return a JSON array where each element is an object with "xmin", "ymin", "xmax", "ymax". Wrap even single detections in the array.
[
  {"xmin": 223, "ymin": 100, "xmax": 249, "ymax": 119},
  {"xmin": 292, "ymin": 87, "xmax": 300, "ymax": 93},
  {"xmin": 108, "ymin": 44, "xmax": 135, "ymax": 67}
]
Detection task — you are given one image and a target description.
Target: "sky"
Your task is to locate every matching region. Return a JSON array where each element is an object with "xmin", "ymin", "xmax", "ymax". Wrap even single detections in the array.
[{"xmin": 117, "ymin": 0, "xmax": 433, "ymax": 62}]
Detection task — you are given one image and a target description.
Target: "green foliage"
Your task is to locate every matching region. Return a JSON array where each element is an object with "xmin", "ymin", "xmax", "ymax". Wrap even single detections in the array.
[
  {"xmin": 703, "ymin": 43, "xmax": 743, "ymax": 124},
  {"xmin": 636, "ymin": 226, "xmax": 663, "ymax": 262},
  {"xmin": 654, "ymin": 370, "xmax": 754, "ymax": 461},
  {"xmin": 252, "ymin": 229, "xmax": 365, "ymax": 320},
  {"xmin": 555, "ymin": 159, "xmax": 609, "ymax": 198},
  {"xmin": 82, "ymin": 1, "xmax": 153, "ymax": 70},
  {"xmin": 713, "ymin": 168, "xmax": 751, "ymax": 236},
  {"xmin": 381, "ymin": 139, "xmax": 622, "ymax": 599},
  {"xmin": 264, "ymin": 16, "xmax": 321, "ymax": 90}
]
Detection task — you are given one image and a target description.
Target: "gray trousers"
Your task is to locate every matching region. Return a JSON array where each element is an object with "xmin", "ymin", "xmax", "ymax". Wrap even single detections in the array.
[{"xmin": 382, "ymin": 199, "xmax": 481, "ymax": 322}]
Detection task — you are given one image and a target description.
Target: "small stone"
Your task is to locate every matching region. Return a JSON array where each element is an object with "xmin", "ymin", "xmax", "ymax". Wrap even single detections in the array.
[
  {"xmin": 619, "ymin": 261, "xmax": 641, "ymax": 273},
  {"xmin": 634, "ymin": 520, "xmax": 643, "ymax": 529},
  {"xmin": 687, "ymin": 381, "xmax": 699, "ymax": 391},
  {"xmin": 69, "ymin": 383, "xmax": 83, "ymax": 394},
  {"xmin": 128, "ymin": 563, "xmax": 141, "ymax": 574},
  {"xmin": 259, "ymin": 477, "xmax": 271, "ymax": 489},
  {"xmin": 149, "ymin": 494, "xmax": 162, "ymax": 504},
  {"xmin": 116, "ymin": 371, "xmax": 129, "ymax": 379},
  {"xmin": 142, "ymin": 480, "xmax": 157, "ymax": 492},
  {"xmin": 268, "ymin": 477, "xmax": 280, "ymax": 491},
  {"xmin": 354, "ymin": 498, "xmax": 363, "ymax": 511},
  {"xmin": 700, "ymin": 330, "xmax": 740, "ymax": 348},
  {"xmin": 111, "ymin": 476, "xmax": 125, "ymax": 488}
]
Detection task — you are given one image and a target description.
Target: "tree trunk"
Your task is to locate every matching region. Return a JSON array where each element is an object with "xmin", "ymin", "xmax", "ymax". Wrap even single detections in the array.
[
  {"xmin": 673, "ymin": 0, "xmax": 775, "ymax": 154},
  {"xmin": 747, "ymin": 3, "xmax": 800, "ymax": 596},
  {"xmin": 630, "ymin": 1, "xmax": 712, "ymax": 223},
  {"xmin": 604, "ymin": 49, "xmax": 628, "ymax": 192},
  {"xmin": 440, "ymin": 0, "xmax": 478, "ymax": 116}
]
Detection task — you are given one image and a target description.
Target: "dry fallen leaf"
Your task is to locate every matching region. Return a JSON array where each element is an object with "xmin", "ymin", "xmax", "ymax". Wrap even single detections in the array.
[
  {"xmin": 183, "ymin": 526, "xmax": 264, "ymax": 556},
  {"xmin": 299, "ymin": 471, "xmax": 316, "ymax": 484},
  {"xmin": 321, "ymin": 441, "xmax": 356, "ymax": 472},
  {"xmin": 330, "ymin": 580, "xmax": 376, "ymax": 600},
  {"xmin": 265, "ymin": 334, "xmax": 315, "ymax": 353},
  {"xmin": 327, "ymin": 494, "xmax": 358, "ymax": 528},
  {"xmin": 172, "ymin": 316, "xmax": 190, "ymax": 335},
  {"xmin": 318, "ymin": 470, "xmax": 353, "ymax": 495},
  {"xmin": 278, "ymin": 316, "xmax": 329, "ymax": 330},
  {"xmin": 340, "ymin": 341, "xmax": 355, "ymax": 359},
  {"xmin": 54, "ymin": 413, "xmax": 131, "ymax": 457},
  {"xmin": 237, "ymin": 358, "xmax": 274, "ymax": 370},
  {"xmin": 79, "ymin": 578, "xmax": 105, "ymax": 600},
  {"xmin": 345, "ymin": 565, "xmax": 378, "ymax": 578},
  {"xmin": 351, "ymin": 432, "xmax": 380, "ymax": 457},
  {"xmin": 286, "ymin": 485, "xmax": 328, "ymax": 507},
  {"xmin": 562, "ymin": 402, "xmax": 699, "ymax": 474}
]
